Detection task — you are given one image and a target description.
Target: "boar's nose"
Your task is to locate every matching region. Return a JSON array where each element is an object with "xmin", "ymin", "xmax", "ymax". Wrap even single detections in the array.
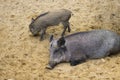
[
  {"xmin": 46, "ymin": 62, "xmax": 57, "ymax": 70},
  {"xmin": 46, "ymin": 65, "xmax": 53, "ymax": 70}
]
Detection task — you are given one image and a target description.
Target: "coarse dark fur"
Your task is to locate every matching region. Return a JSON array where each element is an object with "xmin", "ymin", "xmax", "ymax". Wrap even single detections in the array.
[{"xmin": 47, "ymin": 29, "xmax": 120, "ymax": 69}]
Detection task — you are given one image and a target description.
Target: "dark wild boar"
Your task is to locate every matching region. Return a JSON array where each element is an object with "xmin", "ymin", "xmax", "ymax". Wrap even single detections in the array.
[
  {"xmin": 46, "ymin": 30, "xmax": 120, "ymax": 69},
  {"xmin": 29, "ymin": 9, "xmax": 72, "ymax": 40}
]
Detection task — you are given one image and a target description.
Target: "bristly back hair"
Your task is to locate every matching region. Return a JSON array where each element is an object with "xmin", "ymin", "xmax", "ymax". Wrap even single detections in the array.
[
  {"xmin": 65, "ymin": 31, "xmax": 90, "ymax": 38},
  {"xmin": 34, "ymin": 11, "xmax": 49, "ymax": 21}
]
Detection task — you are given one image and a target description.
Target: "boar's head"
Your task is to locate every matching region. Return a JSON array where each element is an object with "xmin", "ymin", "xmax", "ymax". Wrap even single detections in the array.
[
  {"xmin": 46, "ymin": 35, "xmax": 66, "ymax": 69},
  {"xmin": 29, "ymin": 18, "xmax": 40, "ymax": 36}
]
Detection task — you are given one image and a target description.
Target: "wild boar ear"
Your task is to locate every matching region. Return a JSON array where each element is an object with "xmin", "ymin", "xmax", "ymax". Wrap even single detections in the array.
[
  {"xmin": 49, "ymin": 35, "xmax": 54, "ymax": 42},
  {"xmin": 57, "ymin": 37, "xmax": 65, "ymax": 47},
  {"xmin": 31, "ymin": 18, "xmax": 35, "ymax": 22}
]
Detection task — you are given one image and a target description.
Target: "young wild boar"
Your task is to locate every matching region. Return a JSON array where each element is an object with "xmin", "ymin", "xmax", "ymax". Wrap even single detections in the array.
[
  {"xmin": 29, "ymin": 9, "xmax": 72, "ymax": 40},
  {"xmin": 46, "ymin": 30, "xmax": 120, "ymax": 69}
]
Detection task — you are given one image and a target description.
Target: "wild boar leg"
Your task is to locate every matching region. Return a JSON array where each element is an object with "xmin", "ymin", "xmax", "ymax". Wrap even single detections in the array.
[
  {"xmin": 67, "ymin": 22, "xmax": 71, "ymax": 32},
  {"xmin": 40, "ymin": 28, "xmax": 46, "ymax": 40},
  {"xmin": 61, "ymin": 22, "xmax": 68, "ymax": 36},
  {"xmin": 70, "ymin": 57, "xmax": 86, "ymax": 66}
]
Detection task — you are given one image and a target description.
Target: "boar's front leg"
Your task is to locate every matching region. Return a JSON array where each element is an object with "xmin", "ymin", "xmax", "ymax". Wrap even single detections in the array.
[
  {"xmin": 70, "ymin": 57, "xmax": 86, "ymax": 66},
  {"xmin": 40, "ymin": 28, "xmax": 46, "ymax": 41}
]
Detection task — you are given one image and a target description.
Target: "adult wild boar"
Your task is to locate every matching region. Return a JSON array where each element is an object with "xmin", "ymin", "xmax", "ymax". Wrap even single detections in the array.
[
  {"xmin": 29, "ymin": 9, "xmax": 72, "ymax": 40},
  {"xmin": 47, "ymin": 30, "xmax": 120, "ymax": 69}
]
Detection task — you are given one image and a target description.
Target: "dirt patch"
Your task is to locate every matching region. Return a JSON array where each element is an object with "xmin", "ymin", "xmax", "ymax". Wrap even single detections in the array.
[{"xmin": 0, "ymin": 0, "xmax": 120, "ymax": 80}]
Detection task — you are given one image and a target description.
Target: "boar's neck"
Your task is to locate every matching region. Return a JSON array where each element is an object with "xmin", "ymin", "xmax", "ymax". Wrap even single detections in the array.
[{"xmin": 60, "ymin": 46, "xmax": 70, "ymax": 62}]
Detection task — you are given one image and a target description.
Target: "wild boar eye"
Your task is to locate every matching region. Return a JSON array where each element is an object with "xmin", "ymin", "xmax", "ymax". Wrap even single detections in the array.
[
  {"xmin": 32, "ymin": 26, "xmax": 34, "ymax": 29},
  {"xmin": 50, "ymin": 44, "xmax": 52, "ymax": 47}
]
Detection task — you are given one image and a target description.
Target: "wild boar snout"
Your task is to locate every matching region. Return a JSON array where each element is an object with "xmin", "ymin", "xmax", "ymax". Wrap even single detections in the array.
[{"xmin": 46, "ymin": 61, "xmax": 57, "ymax": 69}]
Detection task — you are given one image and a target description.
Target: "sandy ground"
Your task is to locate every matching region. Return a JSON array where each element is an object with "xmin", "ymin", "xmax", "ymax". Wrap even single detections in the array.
[{"xmin": 0, "ymin": 0, "xmax": 120, "ymax": 80}]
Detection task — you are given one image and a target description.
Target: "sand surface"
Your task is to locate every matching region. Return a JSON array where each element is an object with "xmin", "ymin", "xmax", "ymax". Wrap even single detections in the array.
[{"xmin": 0, "ymin": 0, "xmax": 120, "ymax": 80}]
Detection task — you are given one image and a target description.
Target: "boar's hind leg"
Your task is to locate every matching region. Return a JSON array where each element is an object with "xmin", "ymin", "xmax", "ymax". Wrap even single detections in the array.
[
  {"xmin": 70, "ymin": 57, "xmax": 86, "ymax": 66},
  {"xmin": 61, "ymin": 22, "xmax": 70, "ymax": 36},
  {"xmin": 67, "ymin": 22, "xmax": 71, "ymax": 32}
]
